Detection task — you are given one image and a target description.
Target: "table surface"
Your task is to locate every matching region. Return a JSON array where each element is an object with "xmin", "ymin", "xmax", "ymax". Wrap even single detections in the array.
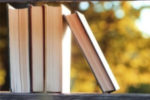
[
  {"xmin": 0, "ymin": 93, "xmax": 150, "ymax": 100},
  {"xmin": 0, "ymin": 0, "xmax": 89, "ymax": 2}
]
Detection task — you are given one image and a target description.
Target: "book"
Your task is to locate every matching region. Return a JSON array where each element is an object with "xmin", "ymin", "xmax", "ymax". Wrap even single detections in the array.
[
  {"xmin": 30, "ymin": 5, "xmax": 44, "ymax": 92},
  {"xmin": 8, "ymin": 4, "xmax": 21, "ymax": 92},
  {"xmin": 61, "ymin": 5, "xmax": 71, "ymax": 93},
  {"xmin": 44, "ymin": 5, "xmax": 71, "ymax": 93},
  {"xmin": 44, "ymin": 4, "xmax": 62, "ymax": 92},
  {"xmin": 8, "ymin": 4, "xmax": 30, "ymax": 92},
  {"xmin": 65, "ymin": 12, "xmax": 119, "ymax": 93}
]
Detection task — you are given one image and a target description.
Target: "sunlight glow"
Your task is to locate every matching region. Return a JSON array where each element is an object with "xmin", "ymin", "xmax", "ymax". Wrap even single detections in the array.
[
  {"xmin": 93, "ymin": 3, "xmax": 104, "ymax": 13},
  {"xmin": 104, "ymin": 2, "xmax": 113, "ymax": 10},
  {"xmin": 136, "ymin": 8, "xmax": 150, "ymax": 38},
  {"xmin": 115, "ymin": 9, "xmax": 125, "ymax": 19},
  {"xmin": 78, "ymin": 1, "xmax": 150, "ymax": 37},
  {"xmin": 79, "ymin": 2, "xmax": 89, "ymax": 11},
  {"xmin": 130, "ymin": 1, "xmax": 150, "ymax": 10},
  {"xmin": 129, "ymin": 1, "xmax": 150, "ymax": 38}
]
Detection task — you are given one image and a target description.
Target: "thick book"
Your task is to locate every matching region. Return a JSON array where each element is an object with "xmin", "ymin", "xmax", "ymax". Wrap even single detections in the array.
[
  {"xmin": 44, "ymin": 5, "xmax": 71, "ymax": 93},
  {"xmin": 8, "ymin": 4, "xmax": 30, "ymax": 92},
  {"xmin": 30, "ymin": 5, "xmax": 44, "ymax": 92},
  {"xmin": 65, "ymin": 12, "xmax": 119, "ymax": 93}
]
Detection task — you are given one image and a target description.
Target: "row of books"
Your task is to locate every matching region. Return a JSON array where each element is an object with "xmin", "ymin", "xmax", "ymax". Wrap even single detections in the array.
[{"xmin": 8, "ymin": 4, "xmax": 119, "ymax": 93}]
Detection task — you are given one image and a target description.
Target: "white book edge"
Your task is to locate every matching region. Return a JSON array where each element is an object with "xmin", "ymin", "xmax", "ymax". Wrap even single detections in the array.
[{"xmin": 61, "ymin": 4, "xmax": 71, "ymax": 93}]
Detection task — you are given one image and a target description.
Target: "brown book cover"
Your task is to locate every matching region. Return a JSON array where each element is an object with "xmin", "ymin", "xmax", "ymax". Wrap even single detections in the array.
[
  {"xmin": 8, "ymin": 4, "xmax": 30, "ymax": 92},
  {"xmin": 30, "ymin": 5, "xmax": 44, "ymax": 92},
  {"xmin": 65, "ymin": 11, "xmax": 119, "ymax": 93}
]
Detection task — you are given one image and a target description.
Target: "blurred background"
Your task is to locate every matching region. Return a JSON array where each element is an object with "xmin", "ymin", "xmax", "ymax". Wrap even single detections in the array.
[{"xmin": 1, "ymin": 1, "xmax": 150, "ymax": 93}]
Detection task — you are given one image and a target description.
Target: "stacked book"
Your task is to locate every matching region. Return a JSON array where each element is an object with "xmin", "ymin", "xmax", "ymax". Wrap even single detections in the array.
[{"xmin": 8, "ymin": 4, "xmax": 119, "ymax": 93}]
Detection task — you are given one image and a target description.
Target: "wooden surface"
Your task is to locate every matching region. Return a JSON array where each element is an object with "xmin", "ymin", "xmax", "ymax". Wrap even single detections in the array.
[
  {"xmin": 0, "ymin": 0, "xmax": 119, "ymax": 3},
  {"xmin": 0, "ymin": 93, "xmax": 150, "ymax": 100},
  {"xmin": 0, "ymin": 0, "xmax": 85, "ymax": 3}
]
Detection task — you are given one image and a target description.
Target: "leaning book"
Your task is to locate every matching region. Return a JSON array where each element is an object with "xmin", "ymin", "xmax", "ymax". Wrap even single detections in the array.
[{"xmin": 65, "ymin": 11, "xmax": 119, "ymax": 93}]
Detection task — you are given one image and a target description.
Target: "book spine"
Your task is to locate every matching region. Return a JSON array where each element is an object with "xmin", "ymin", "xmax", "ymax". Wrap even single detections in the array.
[
  {"xmin": 44, "ymin": 5, "xmax": 62, "ymax": 92},
  {"xmin": 18, "ymin": 8, "xmax": 30, "ymax": 92},
  {"xmin": 30, "ymin": 6, "xmax": 44, "ymax": 92},
  {"xmin": 8, "ymin": 6, "xmax": 21, "ymax": 92}
]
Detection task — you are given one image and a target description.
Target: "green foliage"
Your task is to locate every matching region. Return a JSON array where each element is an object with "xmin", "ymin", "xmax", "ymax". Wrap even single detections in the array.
[{"xmin": 128, "ymin": 84, "xmax": 150, "ymax": 93}]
